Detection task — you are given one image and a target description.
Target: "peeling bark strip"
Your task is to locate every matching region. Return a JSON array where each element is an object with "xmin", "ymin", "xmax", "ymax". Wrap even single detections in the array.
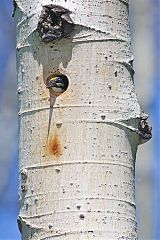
[
  {"xmin": 17, "ymin": 217, "xmax": 22, "ymax": 233},
  {"xmin": 37, "ymin": 5, "xmax": 74, "ymax": 42},
  {"xmin": 12, "ymin": 0, "xmax": 17, "ymax": 17}
]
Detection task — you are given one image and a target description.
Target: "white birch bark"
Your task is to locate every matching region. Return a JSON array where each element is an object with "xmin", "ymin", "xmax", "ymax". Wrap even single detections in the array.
[{"xmin": 15, "ymin": 0, "xmax": 142, "ymax": 239}]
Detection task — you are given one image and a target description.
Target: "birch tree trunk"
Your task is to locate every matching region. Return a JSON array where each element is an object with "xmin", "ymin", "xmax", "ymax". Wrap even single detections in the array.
[{"xmin": 15, "ymin": 0, "xmax": 146, "ymax": 239}]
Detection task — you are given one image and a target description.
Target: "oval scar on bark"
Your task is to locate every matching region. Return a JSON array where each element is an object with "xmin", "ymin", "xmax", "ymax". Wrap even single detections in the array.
[
  {"xmin": 37, "ymin": 4, "xmax": 74, "ymax": 42},
  {"xmin": 47, "ymin": 134, "xmax": 62, "ymax": 157}
]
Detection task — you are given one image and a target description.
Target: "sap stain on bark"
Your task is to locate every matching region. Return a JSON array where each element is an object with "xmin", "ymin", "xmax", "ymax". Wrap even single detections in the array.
[
  {"xmin": 47, "ymin": 134, "xmax": 62, "ymax": 157},
  {"xmin": 37, "ymin": 4, "xmax": 74, "ymax": 42}
]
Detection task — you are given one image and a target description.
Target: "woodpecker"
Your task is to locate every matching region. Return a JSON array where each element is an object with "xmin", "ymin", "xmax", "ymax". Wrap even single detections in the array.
[{"xmin": 46, "ymin": 75, "xmax": 68, "ymax": 96}]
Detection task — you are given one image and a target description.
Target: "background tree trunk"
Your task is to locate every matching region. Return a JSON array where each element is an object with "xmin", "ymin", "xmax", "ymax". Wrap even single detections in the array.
[{"xmin": 16, "ymin": 0, "xmax": 142, "ymax": 239}]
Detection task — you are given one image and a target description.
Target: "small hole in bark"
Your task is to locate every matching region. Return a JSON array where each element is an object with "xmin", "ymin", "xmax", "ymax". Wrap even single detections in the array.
[
  {"xmin": 79, "ymin": 213, "xmax": 85, "ymax": 219},
  {"xmin": 56, "ymin": 122, "xmax": 62, "ymax": 128},
  {"xmin": 101, "ymin": 115, "xmax": 106, "ymax": 120},
  {"xmin": 48, "ymin": 223, "xmax": 53, "ymax": 229},
  {"xmin": 108, "ymin": 84, "xmax": 112, "ymax": 90},
  {"xmin": 21, "ymin": 169, "xmax": 27, "ymax": 180},
  {"xmin": 55, "ymin": 168, "xmax": 61, "ymax": 173},
  {"xmin": 21, "ymin": 185, "xmax": 27, "ymax": 192}
]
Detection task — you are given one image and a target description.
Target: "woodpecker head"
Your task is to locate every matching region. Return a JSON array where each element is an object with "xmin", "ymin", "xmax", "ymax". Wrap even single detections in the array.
[{"xmin": 46, "ymin": 75, "xmax": 69, "ymax": 96}]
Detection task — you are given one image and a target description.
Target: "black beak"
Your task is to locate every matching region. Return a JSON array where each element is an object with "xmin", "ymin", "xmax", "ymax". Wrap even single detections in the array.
[{"xmin": 46, "ymin": 81, "xmax": 56, "ymax": 88}]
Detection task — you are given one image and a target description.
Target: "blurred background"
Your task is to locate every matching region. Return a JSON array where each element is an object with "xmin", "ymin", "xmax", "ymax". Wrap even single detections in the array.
[{"xmin": 0, "ymin": 0, "xmax": 159, "ymax": 239}]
